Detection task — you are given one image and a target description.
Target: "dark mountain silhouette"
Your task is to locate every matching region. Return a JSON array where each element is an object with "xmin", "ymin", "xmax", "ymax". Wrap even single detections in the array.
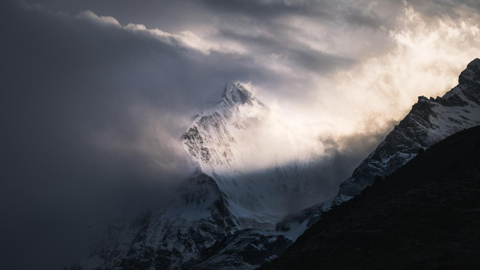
[
  {"xmin": 261, "ymin": 125, "xmax": 480, "ymax": 270},
  {"xmin": 333, "ymin": 58, "xmax": 480, "ymax": 205},
  {"xmin": 68, "ymin": 60, "xmax": 480, "ymax": 270},
  {"xmin": 284, "ymin": 58, "xmax": 480, "ymax": 238}
]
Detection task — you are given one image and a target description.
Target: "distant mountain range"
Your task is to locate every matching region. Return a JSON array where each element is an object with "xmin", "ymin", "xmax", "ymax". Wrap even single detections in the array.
[{"xmin": 68, "ymin": 58, "xmax": 480, "ymax": 270}]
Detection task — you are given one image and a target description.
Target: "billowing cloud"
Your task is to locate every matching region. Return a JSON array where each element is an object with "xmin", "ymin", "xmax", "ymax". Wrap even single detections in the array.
[
  {"xmin": 0, "ymin": 2, "xmax": 267, "ymax": 269},
  {"xmin": 2, "ymin": 0, "xmax": 480, "ymax": 269}
]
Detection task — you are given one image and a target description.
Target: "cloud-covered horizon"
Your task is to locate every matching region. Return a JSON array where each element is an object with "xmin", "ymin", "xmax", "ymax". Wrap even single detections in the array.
[{"xmin": 2, "ymin": 0, "xmax": 480, "ymax": 269}]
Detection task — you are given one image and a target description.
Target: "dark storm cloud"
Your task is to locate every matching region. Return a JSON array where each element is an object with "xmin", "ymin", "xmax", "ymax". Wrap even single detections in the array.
[
  {"xmin": 199, "ymin": 0, "xmax": 399, "ymax": 30},
  {"xmin": 343, "ymin": 7, "xmax": 383, "ymax": 29},
  {"xmin": 0, "ymin": 3, "xmax": 394, "ymax": 270},
  {"xmin": 25, "ymin": 0, "xmax": 480, "ymax": 37},
  {"xmin": 274, "ymin": 120, "xmax": 397, "ymax": 215},
  {"xmin": 201, "ymin": 0, "xmax": 480, "ymax": 25},
  {"xmin": 0, "ymin": 2, "xmax": 278, "ymax": 269},
  {"xmin": 190, "ymin": 0, "xmax": 402, "ymax": 78},
  {"xmin": 22, "ymin": 0, "xmax": 401, "ymax": 84},
  {"xmin": 291, "ymin": 48, "xmax": 355, "ymax": 73},
  {"xmin": 3, "ymin": 0, "xmax": 479, "ymax": 269},
  {"xmin": 24, "ymin": 0, "xmax": 390, "ymax": 32},
  {"xmin": 199, "ymin": 0, "xmax": 335, "ymax": 19},
  {"xmin": 316, "ymin": 134, "xmax": 386, "ymax": 193},
  {"xmin": 218, "ymin": 27, "xmax": 355, "ymax": 73},
  {"xmin": 404, "ymin": 0, "xmax": 480, "ymax": 19},
  {"xmin": 24, "ymin": 0, "xmax": 399, "ymax": 76},
  {"xmin": 0, "ymin": 3, "xmax": 362, "ymax": 267}
]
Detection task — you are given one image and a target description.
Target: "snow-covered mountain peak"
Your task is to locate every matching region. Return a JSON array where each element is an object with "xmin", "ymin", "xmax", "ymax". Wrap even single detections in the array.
[
  {"xmin": 182, "ymin": 83, "xmax": 318, "ymax": 229},
  {"xmin": 182, "ymin": 82, "xmax": 268, "ymax": 169},
  {"xmin": 69, "ymin": 60, "xmax": 480, "ymax": 270},
  {"xmin": 221, "ymin": 82, "xmax": 254, "ymax": 106}
]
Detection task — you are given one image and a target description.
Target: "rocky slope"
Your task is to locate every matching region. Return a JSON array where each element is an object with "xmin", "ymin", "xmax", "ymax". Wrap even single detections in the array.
[
  {"xmin": 261, "ymin": 125, "xmax": 480, "ymax": 270},
  {"xmin": 70, "ymin": 170, "xmax": 240, "ymax": 270},
  {"xmin": 332, "ymin": 58, "xmax": 480, "ymax": 205},
  {"xmin": 182, "ymin": 82, "xmax": 316, "ymax": 229},
  {"xmin": 68, "ymin": 83, "xmax": 315, "ymax": 270},
  {"xmin": 68, "ymin": 170, "xmax": 295, "ymax": 270},
  {"xmin": 282, "ymin": 58, "xmax": 480, "ymax": 230},
  {"xmin": 68, "ymin": 59, "xmax": 480, "ymax": 270}
]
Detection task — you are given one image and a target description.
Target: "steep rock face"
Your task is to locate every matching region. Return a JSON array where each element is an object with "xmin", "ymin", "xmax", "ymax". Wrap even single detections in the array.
[
  {"xmin": 261, "ymin": 125, "xmax": 480, "ymax": 270},
  {"xmin": 75, "ymin": 171, "xmax": 239, "ymax": 270},
  {"xmin": 71, "ymin": 59, "xmax": 480, "ymax": 270},
  {"xmin": 333, "ymin": 58, "xmax": 480, "ymax": 204},
  {"xmin": 187, "ymin": 229, "xmax": 292, "ymax": 270},
  {"xmin": 71, "ymin": 83, "xmax": 309, "ymax": 270},
  {"xmin": 182, "ymin": 82, "xmax": 311, "ymax": 229}
]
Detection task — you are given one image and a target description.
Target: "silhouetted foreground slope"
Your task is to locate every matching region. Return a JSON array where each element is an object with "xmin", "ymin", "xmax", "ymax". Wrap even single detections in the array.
[{"xmin": 261, "ymin": 125, "xmax": 480, "ymax": 270}]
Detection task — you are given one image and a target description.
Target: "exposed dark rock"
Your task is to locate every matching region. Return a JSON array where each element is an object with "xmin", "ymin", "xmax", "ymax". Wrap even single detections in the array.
[
  {"xmin": 335, "ymin": 58, "xmax": 480, "ymax": 201},
  {"xmin": 68, "ymin": 60, "xmax": 480, "ymax": 270},
  {"xmin": 261, "ymin": 126, "xmax": 480, "ymax": 270}
]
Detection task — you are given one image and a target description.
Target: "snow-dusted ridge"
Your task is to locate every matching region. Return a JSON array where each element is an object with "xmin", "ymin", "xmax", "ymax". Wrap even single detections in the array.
[
  {"xmin": 182, "ymin": 82, "xmax": 313, "ymax": 229},
  {"xmin": 332, "ymin": 58, "xmax": 480, "ymax": 206},
  {"xmin": 68, "ymin": 59, "xmax": 480, "ymax": 270},
  {"xmin": 73, "ymin": 170, "xmax": 240, "ymax": 270},
  {"xmin": 70, "ymin": 83, "xmax": 312, "ymax": 270}
]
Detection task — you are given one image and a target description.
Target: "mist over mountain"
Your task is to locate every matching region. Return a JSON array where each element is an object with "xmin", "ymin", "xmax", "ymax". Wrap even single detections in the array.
[
  {"xmin": 261, "ymin": 125, "xmax": 480, "ymax": 270},
  {"xmin": 182, "ymin": 82, "xmax": 334, "ymax": 228},
  {"xmin": 334, "ymin": 58, "xmax": 480, "ymax": 203},
  {"xmin": 68, "ymin": 83, "xmax": 331, "ymax": 270},
  {"xmin": 66, "ymin": 59, "xmax": 480, "ymax": 270},
  {"xmin": 3, "ymin": 1, "xmax": 480, "ymax": 270},
  {"xmin": 259, "ymin": 58, "xmax": 480, "ymax": 269}
]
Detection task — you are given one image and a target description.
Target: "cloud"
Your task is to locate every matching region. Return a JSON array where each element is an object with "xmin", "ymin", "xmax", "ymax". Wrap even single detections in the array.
[
  {"xmin": 403, "ymin": 0, "xmax": 480, "ymax": 19},
  {"xmin": 198, "ymin": 0, "xmax": 334, "ymax": 19},
  {"xmin": 0, "ymin": 2, "xmax": 270, "ymax": 269},
  {"xmin": 2, "ymin": 0, "xmax": 480, "ymax": 269}
]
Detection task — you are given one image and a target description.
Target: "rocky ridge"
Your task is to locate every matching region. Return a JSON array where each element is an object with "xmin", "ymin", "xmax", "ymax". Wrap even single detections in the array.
[
  {"xmin": 68, "ymin": 59, "xmax": 480, "ymax": 270},
  {"xmin": 332, "ymin": 58, "xmax": 480, "ymax": 205},
  {"xmin": 69, "ymin": 83, "xmax": 311, "ymax": 270},
  {"xmin": 182, "ymin": 82, "xmax": 315, "ymax": 229},
  {"xmin": 71, "ymin": 171, "xmax": 239, "ymax": 270},
  {"xmin": 260, "ymin": 125, "xmax": 480, "ymax": 269}
]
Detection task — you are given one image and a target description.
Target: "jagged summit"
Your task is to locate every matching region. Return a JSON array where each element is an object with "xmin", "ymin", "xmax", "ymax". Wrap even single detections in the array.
[
  {"xmin": 70, "ymin": 59, "xmax": 480, "ymax": 270},
  {"xmin": 459, "ymin": 58, "xmax": 480, "ymax": 86},
  {"xmin": 221, "ymin": 82, "xmax": 254, "ymax": 106},
  {"xmin": 333, "ymin": 58, "xmax": 480, "ymax": 202},
  {"xmin": 194, "ymin": 82, "xmax": 264, "ymax": 121},
  {"xmin": 182, "ymin": 82, "xmax": 267, "ymax": 169},
  {"xmin": 182, "ymin": 82, "xmax": 299, "ymax": 229},
  {"xmin": 261, "ymin": 126, "xmax": 480, "ymax": 270}
]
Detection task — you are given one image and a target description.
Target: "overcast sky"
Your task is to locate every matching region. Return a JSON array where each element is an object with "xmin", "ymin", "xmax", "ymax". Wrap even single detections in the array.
[{"xmin": 1, "ymin": 0, "xmax": 480, "ymax": 269}]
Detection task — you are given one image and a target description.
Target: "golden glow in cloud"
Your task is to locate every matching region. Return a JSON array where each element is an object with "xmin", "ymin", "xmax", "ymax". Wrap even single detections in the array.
[
  {"xmin": 74, "ymin": 3, "xmax": 480, "ymax": 175},
  {"xmin": 264, "ymin": 5, "xmax": 480, "ymax": 155}
]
